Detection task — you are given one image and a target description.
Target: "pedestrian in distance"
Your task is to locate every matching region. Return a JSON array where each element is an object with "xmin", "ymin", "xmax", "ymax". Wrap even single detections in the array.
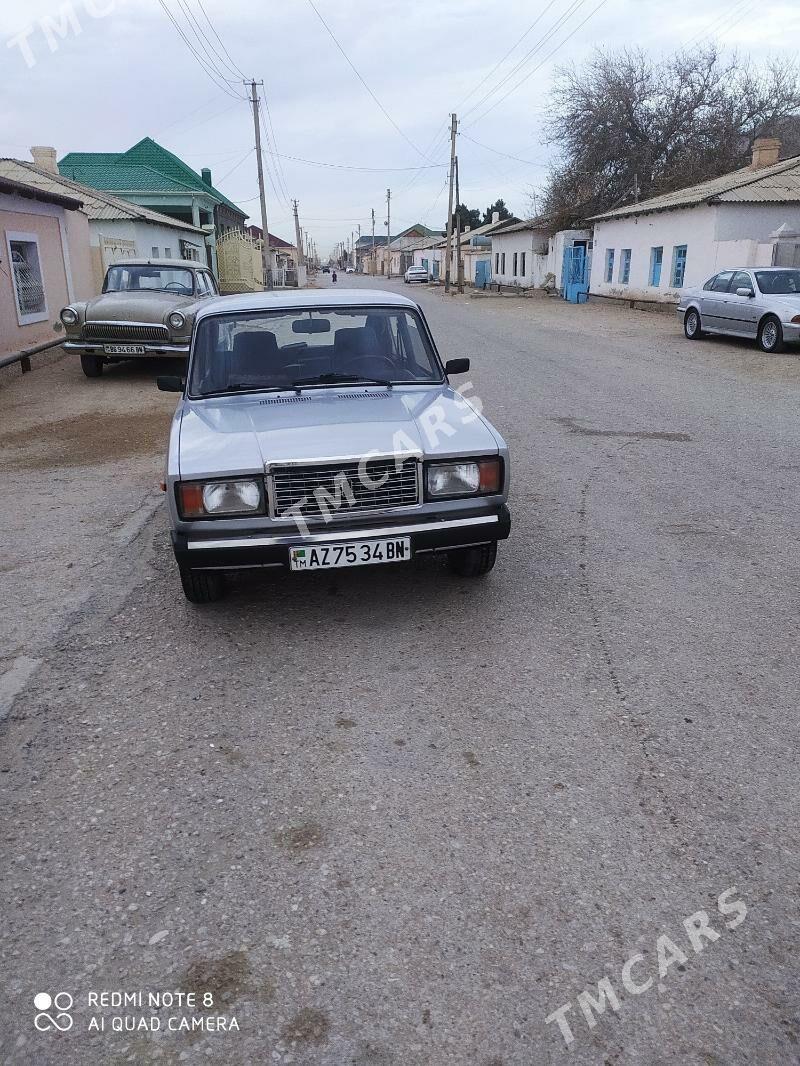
[{"xmin": 332, "ymin": 270, "xmax": 337, "ymax": 283}]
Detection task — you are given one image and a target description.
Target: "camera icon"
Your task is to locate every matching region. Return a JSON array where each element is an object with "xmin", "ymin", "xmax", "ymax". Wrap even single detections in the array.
[{"xmin": 34, "ymin": 992, "xmax": 74, "ymax": 1032}]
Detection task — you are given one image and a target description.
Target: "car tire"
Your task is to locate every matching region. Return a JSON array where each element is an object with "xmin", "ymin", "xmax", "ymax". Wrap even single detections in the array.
[
  {"xmin": 80, "ymin": 353, "xmax": 104, "ymax": 377},
  {"xmin": 179, "ymin": 567, "xmax": 225, "ymax": 604},
  {"xmin": 684, "ymin": 308, "xmax": 703, "ymax": 340},
  {"xmin": 447, "ymin": 541, "xmax": 498, "ymax": 577},
  {"xmin": 758, "ymin": 315, "xmax": 785, "ymax": 354}
]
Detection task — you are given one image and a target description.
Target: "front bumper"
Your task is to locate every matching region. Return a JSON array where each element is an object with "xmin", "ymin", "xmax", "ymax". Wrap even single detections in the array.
[
  {"xmin": 64, "ymin": 340, "xmax": 190, "ymax": 356},
  {"xmin": 173, "ymin": 505, "xmax": 511, "ymax": 571}
]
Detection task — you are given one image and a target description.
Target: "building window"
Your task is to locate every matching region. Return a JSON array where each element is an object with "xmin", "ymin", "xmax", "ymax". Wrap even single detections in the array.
[
  {"xmin": 151, "ymin": 246, "xmax": 159, "ymax": 258},
  {"xmin": 164, "ymin": 247, "xmax": 172, "ymax": 258},
  {"xmin": 495, "ymin": 252, "xmax": 500, "ymax": 272},
  {"xmin": 520, "ymin": 251, "xmax": 526, "ymax": 277},
  {"xmin": 6, "ymin": 233, "xmax": 47, "ymax": 325},
  {"xmin": 649, "ymin": 246, "xmax": 663, "ymax": 286},
  {"xmin": 619, "ymin": 249, "xmax": 632, "ymax": 284},
  {"xmin": 671, "ymin": 245, "xmax": 687, "ymax": 287},
  {"xmin": 605, "ymin": 248, "xmax": 615, "ymax": 283},
  {"xmin": 501, "ymin": 252, "xmax": 506, "ymax": 274},
  {"xmin": 513, "ymin": 252, "xmax": 518, "ymax": 276}
]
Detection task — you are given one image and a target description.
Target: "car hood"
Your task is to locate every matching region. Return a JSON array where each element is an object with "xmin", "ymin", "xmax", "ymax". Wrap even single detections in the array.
[
  {"xmin": 177, "ymin": 385, "xmax": 501, "ymax": 479},
  {"xmin": 85, "ymin": 290, "xmax": 195, "ymax": 323}
]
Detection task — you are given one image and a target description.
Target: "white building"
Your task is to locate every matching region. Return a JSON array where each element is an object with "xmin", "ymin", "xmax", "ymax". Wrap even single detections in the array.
[
  {"xmin": 589, "ymin": 139, "xmax": 800, "ymax": 304},
  {"xmin": 489, "ymin": 220, "xmax": 548, "ymax": 288},
  {"xmin": 0, "ymin": 154, "xmax": 211, "ymax": 292}
]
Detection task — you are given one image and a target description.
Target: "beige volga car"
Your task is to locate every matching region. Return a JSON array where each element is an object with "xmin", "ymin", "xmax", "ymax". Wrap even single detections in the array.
[{"xmin": 60, "ymin": 258, "xmax": 219, "ymax": 378}]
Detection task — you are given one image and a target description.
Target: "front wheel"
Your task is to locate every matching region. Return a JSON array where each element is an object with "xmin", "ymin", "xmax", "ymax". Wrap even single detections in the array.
[
  {"xmin": 80, "ymin": 353, "xmax": 104, "ymax": 377},
  {"xmin": 179, "ymin": 567, "xmax": 225, "ymax": 604},
  {"xmin": 447, "ymin": 542, "xmax": 497, "ymax": 577},
  {"xmin": 684, "ymin": 308, "xmax": 703, "ymax": 340},
  {"xmin": 758, "ymin": 315, "xmax": 785, "ymax": 354}
]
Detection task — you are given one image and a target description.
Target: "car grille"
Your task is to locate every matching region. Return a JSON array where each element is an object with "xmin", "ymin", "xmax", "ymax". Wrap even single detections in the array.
[
  {"xmin": 270, "ymin": 458, "xmax": 419, "ymax": 520},
  {"xmin": 83, "ymin": 322, "xmax": 169, "ymax": 342}
]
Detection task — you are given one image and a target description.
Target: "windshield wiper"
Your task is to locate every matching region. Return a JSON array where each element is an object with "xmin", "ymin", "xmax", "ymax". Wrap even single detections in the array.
[
  {"xmin": 200, "ymin": 383, "xmax": 289, "ymax": 397},
  {"xmin": 291, "ymin": 372, "xmax": 392, "ymax": 390}
]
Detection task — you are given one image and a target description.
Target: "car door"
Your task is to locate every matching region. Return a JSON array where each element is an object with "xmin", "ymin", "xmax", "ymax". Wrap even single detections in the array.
[
  {"xmin": 700, "ymin": 271, "xmax": 735, "ymax": 330},
  {"xmin": 723, "ymin": 270, "xmax": 759, "ymax": 337}
]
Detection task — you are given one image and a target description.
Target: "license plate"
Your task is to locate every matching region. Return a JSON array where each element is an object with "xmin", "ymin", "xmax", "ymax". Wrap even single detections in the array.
[
  {"xmin": 289, "ymin": 537, "xmax": 411, "ymax": 571},
  {"xmin": 103, "ymin": 344, "xmax": 146, "ymax": 355}
]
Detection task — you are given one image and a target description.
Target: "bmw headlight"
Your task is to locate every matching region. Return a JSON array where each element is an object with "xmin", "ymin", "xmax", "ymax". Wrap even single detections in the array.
[
  {"xmin": 60, "ymin": 306, "xmax": 78, "ymax": 326},
  {"xmin": 178, "ymin": 479, "xmax": 264, "ymax": 518},
  {"xmin": 168, "ymin": 311, "xmax": 186, "ymax": 331},
  {"xmin": 426, "ymin": 457, "xmax": 502, "ymax": 498}
]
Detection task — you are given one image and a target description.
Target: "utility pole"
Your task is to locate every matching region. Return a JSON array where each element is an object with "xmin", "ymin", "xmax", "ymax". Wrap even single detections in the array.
[
  {"xmin": 246, "ymin": 79, "xmax": 273, "ymax": 291},
  {"xmin": 455, "ymin": 155, "xmax": 463, "ymax": 294},
  {"xmin": 356, "ymin": 224, "xmax": 361, "ymax": 273},
  {"xmin": 633, "ymin": 173, "xmax": 640, "ymax": 204},
  {"xmin": 292, "ymin": 199, "xmax": 305, "ymax": 287},
  {"xmin": 371, "ymin": 207, "xmax": 376, "ymax": 276},
  {"xmin": 444, "ymin": 112, "xmax": 457, "ymax": 293},
  {"xmin": 386, "ymin": 188, "xmax": 391, "ymax": 279}
]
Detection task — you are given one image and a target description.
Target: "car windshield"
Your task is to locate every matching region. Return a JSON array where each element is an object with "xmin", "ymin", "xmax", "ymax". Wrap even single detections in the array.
[
  {"xmin": 755, "ymin": 269, "xmax": 800, "ymax": 295},
  {"xmin": 189, "ymin": 306, "xmax": 443, "ymax": 397},
  {"xmin": 104, "ymin": 265, "xmax": 195, "ymax": 295}
]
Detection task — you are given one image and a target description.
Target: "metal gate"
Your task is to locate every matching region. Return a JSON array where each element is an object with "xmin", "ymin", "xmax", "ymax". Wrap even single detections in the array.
[
  {"xmin": 562, "ymin": 244, "xmax": 589, "ymax": 303},
  {"xmin": 475, "ymin": 259, "xmax": 491, "ymax": 289}
]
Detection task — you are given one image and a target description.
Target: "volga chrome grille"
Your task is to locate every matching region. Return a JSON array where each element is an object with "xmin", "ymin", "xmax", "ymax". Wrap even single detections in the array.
[
  {"xmin": 84, "ymin": 322, "xmax": 169, "ymax": 341},
  {"xmin": 270, "ymin": 458, "xmax": 419, "ymax": 520}
]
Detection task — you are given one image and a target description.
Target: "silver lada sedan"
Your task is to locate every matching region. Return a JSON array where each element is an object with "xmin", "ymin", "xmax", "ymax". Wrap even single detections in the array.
[{"xmin": 158, "ymin": 289, "xmax": 511, "ymax": 602}]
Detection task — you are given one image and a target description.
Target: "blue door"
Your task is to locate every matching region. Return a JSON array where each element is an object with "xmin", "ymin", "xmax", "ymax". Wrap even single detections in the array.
[
  {"xmin": 475, "ymin": 259, "xmax": 491, "ymax": 288},
  {"xmin": 562, "ymin": 244, "xmax": 589, "ymax": 303}
]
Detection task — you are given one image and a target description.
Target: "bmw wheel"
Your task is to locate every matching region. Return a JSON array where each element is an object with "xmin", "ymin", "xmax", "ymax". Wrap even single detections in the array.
[
  {"xmin": 758, "ymin": 315, "xmax": 785, "ymax": 354},
  {"xmin": 684, "ymin": 309, "xmax": 703, "ymax": 340}
]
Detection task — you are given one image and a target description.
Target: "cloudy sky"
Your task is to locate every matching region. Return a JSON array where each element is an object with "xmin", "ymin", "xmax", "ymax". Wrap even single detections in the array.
[{"xmin": 1, "ymin": 0, "xmax": 797, "ymax": 256}]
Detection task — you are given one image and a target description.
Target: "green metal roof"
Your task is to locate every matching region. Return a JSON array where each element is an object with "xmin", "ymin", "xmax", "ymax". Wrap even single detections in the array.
[{"xmin": 59, "ymin": 137, "xmax": 246, "ymax": 217}]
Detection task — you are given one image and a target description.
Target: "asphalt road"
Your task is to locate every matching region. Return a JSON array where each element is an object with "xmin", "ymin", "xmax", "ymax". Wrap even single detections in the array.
[{"xmin": 1, "ymin": 277, "xmax": 799, "ymax": 1065}]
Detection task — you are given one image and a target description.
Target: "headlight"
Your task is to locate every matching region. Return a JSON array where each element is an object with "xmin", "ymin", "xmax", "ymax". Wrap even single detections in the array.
[
  {"xmin": 426, "ymin": 457, "xmax": 502, "ymax": 498},
  {"xmin": 60, "ymin": 306, "xmax": 78, "ymax": 326},
  {"xmin": 168, "ymin": 311, "xmax": 186, "ymax": 330},
  {"xmin": 177, "ymin": 479, "xmax": 264, "ymax": 518}
]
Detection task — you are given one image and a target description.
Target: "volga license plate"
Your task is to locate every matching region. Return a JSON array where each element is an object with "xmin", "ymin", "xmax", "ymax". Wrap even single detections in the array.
[
  {"xmin": 103, "ymin": 344, "xmax": 146, "ymax": 355},
  {"xmin": 289, "ymin": 537, "xmax": 411, "ymax": 571}
]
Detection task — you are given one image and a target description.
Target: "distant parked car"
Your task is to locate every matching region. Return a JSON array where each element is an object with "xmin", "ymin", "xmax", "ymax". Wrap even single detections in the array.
[
  {"xmin": 678, "ymin": 267, "xmax": 800, "ymax": 353},
  {"xmin": 346, "ymin": 267, "xmax": 355, "ymax": 274},
  {"xmin": 404, "ymin": 266, "xmax": 429, "ymax": 284},
  {"xmin": 321, "ymin": 266, "xmax": 330, "ymax": 274},
  {"xmin": 158, "ymin": 288, "xmax": 511, "ymax": 603},
  {"xmin": 60, "ymin": 259, "xmax": 219, "ymax": 378}
]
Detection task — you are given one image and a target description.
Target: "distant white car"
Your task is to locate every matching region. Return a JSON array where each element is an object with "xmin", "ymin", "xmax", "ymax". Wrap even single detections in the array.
[
  {"xmin": 404, "ymin": 266, "xmax": 429, "ymax": 284},
  {"xmin": 346, "ymin": 267, "xmax": 355, "ymax": 274}
]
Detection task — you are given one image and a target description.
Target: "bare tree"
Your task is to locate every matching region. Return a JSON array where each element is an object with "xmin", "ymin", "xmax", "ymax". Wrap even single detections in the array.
[{"xmin": 540, "ymin": 47, "xmax": 800, "ymax": 230}]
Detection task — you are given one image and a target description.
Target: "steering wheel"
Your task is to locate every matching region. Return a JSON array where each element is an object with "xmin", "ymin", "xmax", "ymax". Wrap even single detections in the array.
[
  {"xmin": 338, "ymin": 354, "xmax": 397, "ymax": 377},
  {"xmin": 164, "ymin": 282, "xmax": 187, "ymax": 292}
]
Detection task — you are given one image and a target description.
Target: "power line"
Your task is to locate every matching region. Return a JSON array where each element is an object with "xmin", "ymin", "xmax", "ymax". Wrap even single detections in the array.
[
  {"xmin": 465, "ymin": 0, "xmax": 611, "ymax": 128},
  {"xmin": 459, "ymin": 132, "xmax": 550, "ymax": 167},
  {"xmin": 306, "ymin": 0, "xmax": 429, "ymax": 161},
  {"xmin": 258, "ymin": 89, "xmax": 293, "ymax": 209},
  {"xmin": 173, "ymin": 0, "xmax": 241, "ymax": 84},
  {"xmin": 261, "ymin": 151, "xmax": 446, "ymax": 172},
  {"xmin": 196, "ymin": 0, "xmax": 249, "ymax": 80},
  {"xmin": 455, "ymin": 0, "xmax": 561, "ymax": 113},
  {"xmin": 462, "ymin": 0, "xmax": 591, "ymax": 123},
  {"xmin": 155, "ymin": 0, "xmax": 245, "ymax": 99},
  {"xmin": 217, "ymin": 147, "xmax": 255, "ymax": 184}
]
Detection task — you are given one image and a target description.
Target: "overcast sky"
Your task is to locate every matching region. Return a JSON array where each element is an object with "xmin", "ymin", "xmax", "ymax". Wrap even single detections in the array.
[{"xmin": 1, "ymin": 0, "xmax": 797, "ymax": 256}]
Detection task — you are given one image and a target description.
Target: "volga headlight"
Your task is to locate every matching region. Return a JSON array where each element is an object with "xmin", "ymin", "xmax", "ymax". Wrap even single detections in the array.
[
  {"xmin": 426, "ymin": 457, "xmax": 501, "ymax": 498},
  {"xmin": 178, "ymin": 479, "xmax": 264, "ymax": 518},
  {"xmin": 168, "ymin": 311, "xmax": 186, "ymax": 330},
  {"xmin": 60, "ymin": 306, "xmax": 78, "ymax": 326}
]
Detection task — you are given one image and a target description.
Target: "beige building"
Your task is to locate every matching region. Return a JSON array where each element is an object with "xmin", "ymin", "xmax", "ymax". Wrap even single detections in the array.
[
  {"xmin": 1, "ymin": 173, "xmax": 93, "ymax": 361},
  {"xmin": 0, "ymin": 150, "xmax": 211, "ymax": 292}
]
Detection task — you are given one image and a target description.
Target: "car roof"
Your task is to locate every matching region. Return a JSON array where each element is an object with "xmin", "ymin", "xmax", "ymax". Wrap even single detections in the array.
[
  {"xmin": 194, "ymin": 287, "xmax": 420, "ymax": 320},
  {"xmin": 106, "ymin": 258, "xmax": 208, "ymax": 270}
]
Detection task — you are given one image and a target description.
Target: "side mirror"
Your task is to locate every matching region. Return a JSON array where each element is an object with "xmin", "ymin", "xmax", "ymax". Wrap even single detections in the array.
[
  {"xmin": 156, "ymin": 375, "xmax": 184, "ymax": 392},
  {"xmin": 445, "ymin": 358, "xmax": 470, "ymax": 375},
  {"xmin": 735, "ymin": 287, "xmax": 754, "ymax": 298}
]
